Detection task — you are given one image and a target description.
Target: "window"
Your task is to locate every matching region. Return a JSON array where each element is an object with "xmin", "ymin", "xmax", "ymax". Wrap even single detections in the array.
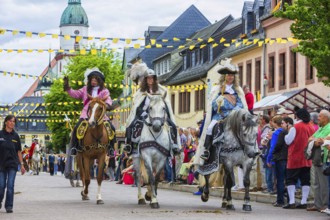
[
  {"xmin": 155, "ymin": 64, "xmax": 159, "ymax": 76},
  {"xmin": 164, "ymin": 60, "xmax": 167, "ymax": 73},
  {"xmin": 209, "ymin": 45, "xmax": 213, "ymax": 62},
  {"xmin": 246, "ymin": 61, "xmax": 252, "ymax": 89},
  {"xmin": 196, "ymin": 50, "xmax": 200, "ymax": 65},
  {"xmin": 183, "ymin": 55, "xmax": 187, "ymax": 70},
  {"xmin": 279, "ymin": 52, "xmax": 286, "ymax": 90},
  {"xmin": 167, "ymin": 59, "xmax": 171, "ymax": 72},
  {"xmin": 238, "ymin": 64, "xmax": 243, "ymax": 87},
  {"xmin": 195, "ymin": 88, "xmax": 205, "ymax": 111},
  {"xmin": 171, "ymin": 94, "xmax": 175, "ymax": 113},
  {"xmin": 200, "ymin": 49, "xmax": 204, "ymax": 64},
  {"xmin": 32, "ymin": 121, "xmax": 37, "ymax": 126},
  {"xmin": 160, "ymin": 62, "xmax": 163, "ymax": 75},
  {"xmin": 290, "ymin": 50, "xmax": 298, "ymax": 87},
  {"xmin": 192, "ymin": 52, "xmax": 196, "ymax": 67},
  {"xmin": 268, "ymin": 54, "xmax": 275, "ymax": 91},
  {"xmin": 255, "ymin": 59, "xmax": 261, "ymax": 93},
  {"xmin": 306, "ymin": 58, "xmax": 314, "ymax": 85},
  {"xmin": 179, "ymin": 91, "xmax": 190, "ymax": 113}
]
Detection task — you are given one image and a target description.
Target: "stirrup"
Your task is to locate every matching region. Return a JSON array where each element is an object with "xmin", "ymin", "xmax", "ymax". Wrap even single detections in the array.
[
  {"xmin": 172, "ymin": 144, "xmax": 181, "ymax": 155},
  {"xmin": 200, "ymin": 150, "xmax": 210, "ymax": 160},
  {"xmin": 70, "ymin": 148, "xmax": 77, "ymax": 156},
  {"xmin": 123, "ymin": 144, "xmax": 132, "ymax": 154}
]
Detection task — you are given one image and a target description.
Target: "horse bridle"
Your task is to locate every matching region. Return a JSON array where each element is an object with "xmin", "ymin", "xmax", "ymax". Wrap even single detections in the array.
[{"xmin": 87, "ymin": 100, "xmax": 106, "ymax": 125}]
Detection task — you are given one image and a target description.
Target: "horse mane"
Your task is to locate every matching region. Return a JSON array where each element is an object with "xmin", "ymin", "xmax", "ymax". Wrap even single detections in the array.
[{"xmin": 225, "ymin": 109, "xmax": 256, "ymax": 144}]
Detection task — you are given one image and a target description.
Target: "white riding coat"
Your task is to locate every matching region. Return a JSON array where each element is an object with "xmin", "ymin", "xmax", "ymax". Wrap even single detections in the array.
[{"xmin": 126, "ymin": 84, "xmax": 180, "ymax": 146}]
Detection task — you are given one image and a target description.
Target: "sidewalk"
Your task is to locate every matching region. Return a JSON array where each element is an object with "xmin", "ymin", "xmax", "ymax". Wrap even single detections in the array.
[{"xmin": 158, "ymin": 183, "xmax": 277, "ymax": 204}]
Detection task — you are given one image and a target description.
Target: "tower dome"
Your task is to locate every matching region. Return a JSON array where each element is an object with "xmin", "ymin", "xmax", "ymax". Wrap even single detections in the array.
[{"xmin": 60, "ymin": 0, "xmax": 89, "ymax": 27}]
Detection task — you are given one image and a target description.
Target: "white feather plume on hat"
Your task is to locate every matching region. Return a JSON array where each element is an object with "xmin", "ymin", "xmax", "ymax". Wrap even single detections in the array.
[
  {"xmin": 84, "ymin": 67, "xmax": 104, "ymax": 84},
  {"xmin": 126, "ymin": 62, "xmax": 148, "ymax": 84}
]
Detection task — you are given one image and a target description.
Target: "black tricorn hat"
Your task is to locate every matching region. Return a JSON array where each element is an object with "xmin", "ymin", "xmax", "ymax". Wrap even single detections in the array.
[{"xmin": 217, "ymin": 58, "xmax": 239, "ymax": 74}]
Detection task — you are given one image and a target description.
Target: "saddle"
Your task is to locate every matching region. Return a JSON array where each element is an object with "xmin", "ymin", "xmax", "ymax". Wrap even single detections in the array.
[
  {"xmin": 212, "ymin": 121, "xmax": 225, "ymax": 145},
  {"xmin": 76, "ymin": 120, "xmax": 88, "ymax": 140},
  {"xmin": 76, "ymin": 120, "xmax": 115, "ymax": 141},
  {"xmin": 131, "ymin": 119, "xmax": 144, "ymax": 143}
]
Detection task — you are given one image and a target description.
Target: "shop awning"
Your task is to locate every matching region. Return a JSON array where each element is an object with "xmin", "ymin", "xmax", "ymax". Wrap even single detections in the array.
[{"xmin": 253, "ymin": 88, "xmax": 330, "ymax": 112}]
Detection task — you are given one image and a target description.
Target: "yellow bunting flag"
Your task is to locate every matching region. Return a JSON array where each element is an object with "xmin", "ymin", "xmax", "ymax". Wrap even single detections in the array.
[
  {"xmin": 39, "ymin": 33, "xmax": 46, "ymax": 38},
  {"xmin": 52, "ymin": 34, "xmax": 58, "ymax": 39},
  {"xmin": 112, "ymin": 38, "xmax": 119, "ymax": 43},
  {"xmin": 64, "ymin": 35, "xmax": 71, "ymax": 40},
  {"xmin": 197, "ymin": 38, "xmax": 203, "ymax": 42},
  {"xmin": 150, "ymin": 39, "xmax": 156, "ymax": 45},
  {"xmin": 69, "ymin": 49, "xmax": 75, "ymax": 53},
  {"xmin": 156, "ymin": 44, "xmax": 162, "ymax": 48},
  {"xmin": 207, "ymin": 37, "xmax": 214, "ymax": 43},
  {"xmin": 220, "ymin": 37, "xmax": 226, "ymax": 43},
  {"xmin": 91, "ymin": 49, "xmax": 97, "ymax": 55},
  {"xmin": 145, "ymin": 45, "xmax": 151, "ymax": 49},
  {"xmin": 224, "ymin": 43, "xmax": 230, "ymax": 47},
  {"xmin": 26, "ymin": 32, "xmax": 32, "ymax": 37},
  {"xmin": 88, "ymin": 36, "xmax": 94, "ymax": 40},
  {"xmin": 125, "ymin": 39, "xmax": 132, "ymax": 44},
  {"xmin": 12, "ymin": 30, "xmax": 19, "ymax": 35},
  {"xmin": 133, "ymin": 44, "xmax": 141, "ymax": 49},
  {"xmin": 200, "ymin": 44, "xmax": 206, "ymax": 49},
  {"xmin": 17, "ymin": 49, "xmax": 23, "ymax": 53},
  {"xmin": 258, "ymin": 41, "xmax": 264, "ymax": 47},
  {"xmin": 212, "ymin": 43, "xmax": 218, "ymax": 48},
  {"xmin": 173, "ymin": 37, "xmax": 180, "ymax": 41},
  {"xmin": 162, "ymin": 39, "xmax": 168, "ymax": 42},
  {"xmin": 75, "ymin": 36, "xmax": 82, "ymax": 42},
  {"xmin": 178, "ymin": 45, "xmax": 184, "ymax": 49},
  {"xmin": 253, "ymin": 39, "xmax": 259, "ymax": 44},
  {"xmin": 80, "ymin": 49, "xmax": 86, "ymax": 55},
  {"xmin": 189, "ymin": 45, "xmax": 195, "ymax": 50}
]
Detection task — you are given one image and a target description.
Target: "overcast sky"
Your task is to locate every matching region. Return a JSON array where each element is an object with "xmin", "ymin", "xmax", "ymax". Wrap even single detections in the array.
[{"xmin": 0, "ymin": 0, "xmax": 244, "ymax": 104}]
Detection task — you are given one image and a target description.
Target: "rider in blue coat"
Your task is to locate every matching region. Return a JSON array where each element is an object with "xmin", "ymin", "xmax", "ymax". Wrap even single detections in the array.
[{"xmin": 199, "ymin": 58, "xmax": 247, "ymax": 161}]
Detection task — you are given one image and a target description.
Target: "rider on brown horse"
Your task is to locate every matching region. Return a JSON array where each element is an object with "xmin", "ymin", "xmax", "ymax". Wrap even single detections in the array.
[
  {"xmin": 63, "ymin": 67, "xmax": 113, "ymax": 155},
  {"xmin": 124, "ymin": 64, "xmax": 180, "ymax": 156}
]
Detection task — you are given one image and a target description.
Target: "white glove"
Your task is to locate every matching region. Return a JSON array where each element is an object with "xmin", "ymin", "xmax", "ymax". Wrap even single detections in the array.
[
  {"xmin": 216, "ymin": 95, "xmax": 224, "ymax": 106},
  {"xmin": 141, "ymin": 111, "xmax": 148, "ymax": 118}
]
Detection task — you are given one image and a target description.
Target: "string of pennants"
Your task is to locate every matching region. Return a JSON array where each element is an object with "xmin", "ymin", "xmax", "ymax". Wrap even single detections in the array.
[
  {"xmin": 0, "ymin": 106, "xmax": 131, "ymax": 114},
  {"xmin": 0, "ymin": 27, "xmax": 300, "ymax": 46},
  {"xmin": 0, "ymin": 70, "xmax": 208, "ymax": 92},
  {"xmin": 0, "ymin": 39, "xmax": 300, "ymax": 54}
]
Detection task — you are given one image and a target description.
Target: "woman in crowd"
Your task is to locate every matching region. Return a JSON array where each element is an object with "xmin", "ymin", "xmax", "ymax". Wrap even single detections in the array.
[{"xmin": 0, "ymin": 115, "xmax": 25, "ymax": 213}]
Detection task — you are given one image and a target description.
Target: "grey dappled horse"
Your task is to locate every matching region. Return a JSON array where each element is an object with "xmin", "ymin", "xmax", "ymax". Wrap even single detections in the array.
[
  {"xmin": 134, "ymin": 93, "xmax": 171, "ymax": 209},
  {"xmin": 201, "ymin": 109, "xmax": 259, "ymax": 211}
]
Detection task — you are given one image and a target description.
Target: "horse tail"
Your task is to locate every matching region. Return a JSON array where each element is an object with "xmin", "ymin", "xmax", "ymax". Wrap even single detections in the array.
[{"xmin": 140, "ymin": 158, "xmax": 149, "ymax": 185}]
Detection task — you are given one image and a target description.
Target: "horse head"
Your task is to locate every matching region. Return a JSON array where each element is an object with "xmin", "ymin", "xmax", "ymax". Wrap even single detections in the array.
[
  {"xmin": 87, "ymin": 94, "xmax": 107, "ymax": 127},
  {"xmin": 146, "ymin": 93, "xmax": 166, "ymax": 133},
  {"xmin": 240, "ymin": 110, "xmax": 259, "ymax": 158},
  {"xmin": 229, "ymin": 109, "xmax": 259, "ymax": 158}
]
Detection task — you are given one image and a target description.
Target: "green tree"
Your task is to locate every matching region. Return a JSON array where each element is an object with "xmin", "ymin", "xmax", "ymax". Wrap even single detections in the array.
[
  {"xmin": 44, "ymin": 51, "xmax": 123, "ymax": 152},
  {"xmin": 275, "ymin": 0, "xmax": 330, "ymax": 85}
]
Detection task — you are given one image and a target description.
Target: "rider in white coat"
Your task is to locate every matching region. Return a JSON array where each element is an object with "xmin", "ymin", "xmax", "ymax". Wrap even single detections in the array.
[{"xmin": 125, "ymin": 65, "xmax": 180, "ymax": 155}]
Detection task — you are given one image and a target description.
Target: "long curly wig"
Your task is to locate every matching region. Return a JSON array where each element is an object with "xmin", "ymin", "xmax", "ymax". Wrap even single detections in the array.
[
  {"xmin": 87, "ymin": 75, "xmax": 105, "ymax": 95},
  {"xmin": 140, "ymin": 76, "xmax": 159, "ymax": 93},
  {"xmin": 219, "ymin": 74, "xmax": 241, "ymax": 95}
]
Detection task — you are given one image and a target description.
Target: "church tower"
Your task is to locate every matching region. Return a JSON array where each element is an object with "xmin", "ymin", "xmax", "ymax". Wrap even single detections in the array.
[{"xmin": 59, "ymin": 0, "xmax": 89, "ymax": 50}]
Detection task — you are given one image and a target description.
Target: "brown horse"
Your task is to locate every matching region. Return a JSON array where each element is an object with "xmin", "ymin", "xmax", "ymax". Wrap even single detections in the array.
[{"xmin": 76, "ymin": 96, "xmax": 113, "ymax": 204}]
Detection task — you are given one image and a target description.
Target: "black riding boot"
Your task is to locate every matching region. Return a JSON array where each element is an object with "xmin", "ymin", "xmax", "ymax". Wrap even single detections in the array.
[
  {"xmin": 124, "ymin": 127, "xmax": 133, "ymax": 154},
  {"xmin": 70, "ymin": 119, "xmax": 83, "ymax": 156},
  {"xmin": 200, "ymin": 135, "xmax": 213, "ymax": 160}
]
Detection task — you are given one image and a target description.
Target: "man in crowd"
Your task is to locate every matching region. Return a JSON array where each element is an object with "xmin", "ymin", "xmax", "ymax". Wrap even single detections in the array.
[
  {"xmin": 243, "ymin": 85, "xmax": 254, "ymax": 115},
  {"xmin": 306, "ymin": 109, "xmax": 330, "ymax": 211},
  {"xmin": 283, "ymin": 108, "xmax": 315, "ymax": 209}
]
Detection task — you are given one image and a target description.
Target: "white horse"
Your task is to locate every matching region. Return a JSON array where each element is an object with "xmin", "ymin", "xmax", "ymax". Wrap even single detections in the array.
[
  {"xmin": 31, "ymin": 144, "xmax": 41, "ymax": 175},
  {"xmin": 134, "ymin": 93, "xmax": 171, "ymax": 209}
]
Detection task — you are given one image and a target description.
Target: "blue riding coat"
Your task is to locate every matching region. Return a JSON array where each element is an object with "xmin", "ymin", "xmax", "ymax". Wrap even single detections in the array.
[{"xmin": 211, "ymin": 92, "xmax": 244, "ymax": 121}]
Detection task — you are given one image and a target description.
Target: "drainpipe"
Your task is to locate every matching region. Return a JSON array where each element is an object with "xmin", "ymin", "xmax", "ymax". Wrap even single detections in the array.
[
  {"xmin": 261, "ymin": 43, "xmax": 267, "ymax": 99},
  {"xmin": 199, "ymin": 78, "xmax": 207, "ymax": 112}
]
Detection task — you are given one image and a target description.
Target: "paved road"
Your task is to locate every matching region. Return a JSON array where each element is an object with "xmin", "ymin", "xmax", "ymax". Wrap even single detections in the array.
[{"xmin": 1, "ymin": 172, "xmax": 327, "ymax": 220}]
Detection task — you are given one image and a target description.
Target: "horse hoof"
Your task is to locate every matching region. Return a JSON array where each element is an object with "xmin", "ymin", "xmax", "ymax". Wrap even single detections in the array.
[
  {"xmin": 138, "ymin": 199, "xmax": 146, "ymax": 205},
  {"xmin": 97, "ymin": 200, "xmax": 104, "ymax": 205},
  {"xmin": 150, "ymin": 202, "xmax": 159, "ymax": 209},
  {"xmin": 201, "ymin": 193, "xmax": 209, "ymax": 202},
  {"xmin": 226, "ymin": 204, "xmax": 235, "ymax": 210},
  {"xmin": 145, "ymin": 193, "xmax": 151, "ymax": 202},
  {"xmin": 81, "ymin": 191, "xmax": 89, "ymax": 200},
  {"xmin": 221, "ymin": 202, "xmax": 227, "ymax": 208},
  {"xmin": 242, "ymin": 204, "xmax": 252, "ymax": 211}
]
